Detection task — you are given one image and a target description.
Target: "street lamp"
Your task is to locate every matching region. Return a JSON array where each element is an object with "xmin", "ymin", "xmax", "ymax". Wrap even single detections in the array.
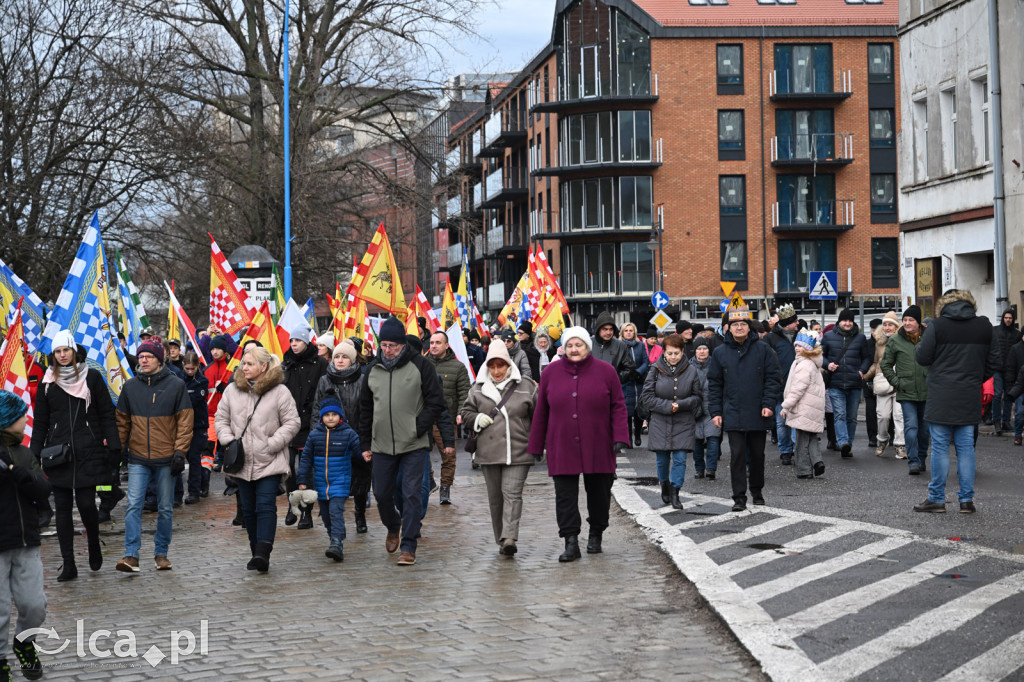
[
  {"xmin": 282, "ymin": 0, "xmax": 293, "ymax": 300},
  {"xmin": 645, "ymin": 208, "xmax": 664, "ymax": 292}
]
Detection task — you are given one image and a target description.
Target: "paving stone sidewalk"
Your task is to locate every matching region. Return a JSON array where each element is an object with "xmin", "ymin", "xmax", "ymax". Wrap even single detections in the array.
[{"xmin": 30, "ymin": 467, "xmax": 762, "ymax": 681}]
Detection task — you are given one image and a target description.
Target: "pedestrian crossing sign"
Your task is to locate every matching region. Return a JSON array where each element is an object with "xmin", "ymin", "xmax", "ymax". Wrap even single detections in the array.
[
  {"xmin": 649, "ymin": 310, "xmax": 673, "ymax": 331},
  {"xmin": 809, "ymin": 271, "xmax": 838, "ymax": 300}
]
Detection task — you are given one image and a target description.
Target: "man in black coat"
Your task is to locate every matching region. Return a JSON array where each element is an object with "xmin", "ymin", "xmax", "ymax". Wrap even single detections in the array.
[
  {"xmin": 281, "ymin": 323, "xmax": 328, "ymax": 527},
  {"xmin": 1005, "ymin": 328, "xmax": 1024, "ymax": 445},
  {"xmin": 517, "ymin": 321, "xmax": 542, "ymax": 380},
  {"xmin": 708, "ymin": 307, "xmax": 782, "ymax": 512},
  {"xmin": 821, "ymin": 309, "xmax": 872, "ymax": 457},
  {"xmin": 990, "ymin": 309, "xmax": 1018, "ymax": 431},
  {"xmin": 765, "ymin": 303, "xmax": 799, "ymax": 465},
  {"xmin": 591, "ymin": 311, "xmax": 635, "ymax": 385},
  {"xmin": 913, "ymin": 289, "xmax": 1000, "ymax": 514}
]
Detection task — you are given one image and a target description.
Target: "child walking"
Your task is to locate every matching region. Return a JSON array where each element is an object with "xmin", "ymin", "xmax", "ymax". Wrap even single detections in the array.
[
  {"xmin": 297, "ymin": 398, "xmax": 362, "ymax": 562},
  {"xmin": 780, "ymin": 330, "xmax": 827, "ymax": 479},
  {"xmin": 0, "ymin": 390, "xmax": 51, "ymax": 681}
]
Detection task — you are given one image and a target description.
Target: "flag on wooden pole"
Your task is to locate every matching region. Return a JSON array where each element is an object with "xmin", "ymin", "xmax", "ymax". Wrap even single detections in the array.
[
  {"xmin": 345, "ymin": 223, "xmax": 406, "ymax": 316},
  {"xmin": 209, "ymin": 233, "xmax": 256, "ymax": 335}
]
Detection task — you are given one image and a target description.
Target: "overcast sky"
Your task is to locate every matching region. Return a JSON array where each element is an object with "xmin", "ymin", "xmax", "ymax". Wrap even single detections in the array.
[{"xmin": 442, "ymin": 0, "xmax": 557, "ymax": 77}]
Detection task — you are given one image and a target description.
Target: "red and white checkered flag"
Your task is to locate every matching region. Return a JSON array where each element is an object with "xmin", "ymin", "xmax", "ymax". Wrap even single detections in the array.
[{"xmin": 209, "ymin": 234, "xmax": 256, "ymax": 335}]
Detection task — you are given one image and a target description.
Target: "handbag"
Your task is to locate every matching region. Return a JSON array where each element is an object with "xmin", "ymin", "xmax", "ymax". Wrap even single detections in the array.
[
  {"xmin": 464, "ymin": 382, "xmax": 518, "ymax": 454},
  {"xmin": 822, "ymin": 336, "xmax": 852, "ymax": 389},
  {"xmin": 40, "ymin": 443, "xmax": 72, "ymax": 469},
  {"xmin": 223, "ymin": 395, "xmax": 263, "ymax": 474}
]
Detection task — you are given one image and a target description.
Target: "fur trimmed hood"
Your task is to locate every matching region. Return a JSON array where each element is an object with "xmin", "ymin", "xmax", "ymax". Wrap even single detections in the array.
[
  {"xmin": 872, "ymin": 322, "xmax": 897, "ymax": 347},
  {"xmin": 232, "ymin": 363, "xmax": 285, "ymax": 395},
  {"xmin": 935, "ymin": 289, "xmax": 977, "ymax": 317}
]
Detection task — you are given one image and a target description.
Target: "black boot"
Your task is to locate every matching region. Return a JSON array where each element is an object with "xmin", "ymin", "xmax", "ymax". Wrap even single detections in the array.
[
  {"xmin": 87, "ymin": 532, "xmax": 103, "ymax": 571},
  {"xmin": 671, "ymin": 487, "xmax": 683, "ymax": 510},
  {"xmin": 354, "ymin": 509, "xmax": 368, "ymax": 534},
  {"xmin": 57, "ymin": 560, "xmax": 78, "ymax": 582},
  {"xmin": 586, "ymin": 532, "xmax": 603, "ymax": 554},
  {"xmin": 232, "ymin": 495, "xmax": 244, "ymax": 527},
  {"xmin": 297, "ymin": 504, "xmax": 314, "ymax": 530},
  {"xmin": 559, "ymin": 535, "xmax": 581, "ymax": 562},
  {"xmin": 247, "ymin": 541, "xmax": 272, "ymax": 572},
  {"xmin": 285, "ymin": 499, "xmax": 298, "ymax": 526},
  {"xmin": 660, "ymin": 480, "xmax": 671, "ymax": 505}
]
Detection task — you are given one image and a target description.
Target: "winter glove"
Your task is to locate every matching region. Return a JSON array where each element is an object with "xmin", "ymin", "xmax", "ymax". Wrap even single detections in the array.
[
  {"xmin": 474, "ymin": 414, "xmax": 494, "ymax": 431},
  {"xmin": 170, "ymin": 451, "xmax": 186, "ymax": 476},
  {"xmin": 613, "ymin": 442, "xmax": 628, "ymax": 455},
  {"xmin": 532, "ymin": 454, "xmax": 543, "ymax": 464}
]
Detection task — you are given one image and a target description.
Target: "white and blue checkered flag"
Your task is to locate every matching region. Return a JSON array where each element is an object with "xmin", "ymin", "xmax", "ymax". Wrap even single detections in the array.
[
  {"xmin": 40, "ymin": 213, "xmax": 133, "ymax": 401},
  {"xmin": 0, "ymin": 258, "xmax": 48, "ymax": 356}
]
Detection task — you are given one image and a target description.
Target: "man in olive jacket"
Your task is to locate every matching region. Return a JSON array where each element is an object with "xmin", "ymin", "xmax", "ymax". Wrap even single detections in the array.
[
  {"xmin": 880, "ymin": 305, "xmax": 929, "ymax": 474},
  {"xmin": 427, "ymin": 331, "xmax": 470, "ymax": 504},
  {"xmin": 358, "ymin": 317, "xmax": 446, "ymax": 565},
  {"xmin": 115, "ymin": 340, "xmax": 192, "ymax": 572}
]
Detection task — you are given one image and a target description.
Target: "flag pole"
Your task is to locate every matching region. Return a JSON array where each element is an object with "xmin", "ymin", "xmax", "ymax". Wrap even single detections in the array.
[{"xmin": 282, "ymin": 0, "xmax": 293, "ymax": 300}]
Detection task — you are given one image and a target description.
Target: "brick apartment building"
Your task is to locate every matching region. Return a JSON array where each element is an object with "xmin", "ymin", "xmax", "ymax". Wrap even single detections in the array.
[{"xmin": 435, "ymin": 0, "xmax": 901, "ymax": 328}]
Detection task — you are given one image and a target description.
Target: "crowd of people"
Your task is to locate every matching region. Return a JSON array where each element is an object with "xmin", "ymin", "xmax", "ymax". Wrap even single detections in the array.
[{"xmin": 0, "ymin": 286, "xmax": 1010, "ymax": 679}]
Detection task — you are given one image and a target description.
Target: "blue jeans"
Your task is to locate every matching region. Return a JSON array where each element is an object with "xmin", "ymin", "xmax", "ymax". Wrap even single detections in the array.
[
  {"xmin": 928, "ymin": 423, "xmax": 975, "ymax": 503},
  {"xmin": 236, "ymin": 475, "xmax": 281, "ymax": 547},
  {"xmin": 899, "ymin": 400, "xmax": 930, "ymax": 468},
  {"xmin": 693, "ymin": 437, "xmax": 721, "ymax": 473},
  {"xmin": 317, "ymin": 497, "xmax": 348, "ymax": 541},
  {"xmin": 992, "ymin": 371, "xmax": 1013, "ymax": 424},
  {"xmin": 775, "ymin": 402, "xmax": 794, "ymax": 455},
  {"xmin": 124, "ymin": 463, "xmax": 173, "ymax": 559},
  {"xmin": 372, "ymin": 448, "xmax": 428, "ymax": 554},
  {"xmin": 655, "ymin": 450, "xmax": 687, "ymax": 489},
  {"xmin": 828, "ymin": 388, "xmax": 862, "ymax": 446},
  {"xmin": 1015, "ymin": 395, "xmax": 1024, "ymax": 438}
]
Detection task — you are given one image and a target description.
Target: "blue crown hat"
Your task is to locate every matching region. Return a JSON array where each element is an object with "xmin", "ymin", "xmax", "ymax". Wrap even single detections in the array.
[
  {"xmin": 319, "ymin": 397, "xmax": 345, "ymax": 421},
  {"xmin": 794, "ymin": 329, "xmax": 821, "ymax": 351}
]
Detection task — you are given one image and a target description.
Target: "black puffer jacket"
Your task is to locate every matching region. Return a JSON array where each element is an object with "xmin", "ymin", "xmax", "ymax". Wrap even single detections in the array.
[
  {"xmin": 591, "ymin": 311, "xmax": 635, "ymax": 384},
  {"xmin": 30, "ymin": 368, "xmax": 121, "ymax": 489},
  {"xmin": 992, "ymin": 313, "xmax": 1019, "ymax": 375},
  {"xmin": 310, "ymin": 363, "xmax": 364, "ymax": 432},
  {"xmin": 282, "ymin": 342, "xmax": 328, "ymax": 448},
  {"xmin": 766, "ymin": 323, "xmax": 798, "ymax": 385},
  {"xmin": 917, "ymin": 289, "xmax": 1000, "ymax": 425},
  {"xmin": 0, "ymin": 433, "xmax": 51, "ymax": 552},
  {"xmin": 821, "ymin": 323, "xmax": 871, "ymax": 391}
]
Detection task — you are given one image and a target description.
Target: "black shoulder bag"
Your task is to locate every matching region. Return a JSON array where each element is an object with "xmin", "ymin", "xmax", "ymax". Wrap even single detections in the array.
[
  {"xmin": 223, "ymin": 395, "xmax": 263, "ymax": 474},
  {"xmin": 464, "ymin": 382, "xmax": 518, "ymax": 454},
  {"xmin": 823, "ymin": 336, "xmax": 852, "ymax": 389},
  {"xmin": 40, "ymin": 393, "xmax": 76, "ymax": 470}
]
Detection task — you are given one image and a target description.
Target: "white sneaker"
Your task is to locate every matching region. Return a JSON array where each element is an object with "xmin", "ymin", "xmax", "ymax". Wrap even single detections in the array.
[{"xmin": 894, "ymin": 446, "xmax": 907, "ymax": 460}]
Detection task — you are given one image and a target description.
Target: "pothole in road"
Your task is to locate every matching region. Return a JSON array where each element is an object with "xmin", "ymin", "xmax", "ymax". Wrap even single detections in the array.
[{"xmin": 747, "ymin": 543, "xmax": 785, "ymax": 551}]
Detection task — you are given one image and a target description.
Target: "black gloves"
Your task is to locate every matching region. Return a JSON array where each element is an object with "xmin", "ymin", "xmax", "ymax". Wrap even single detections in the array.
[
  {"xmin": 613, "ymin": 442, "xmax": 628, "ymax": 455},
  {"xmin": 170, "ymin": 451, "xmax": 186, "ymax": 476},
  {"xmin": 532, "ymin": 454, "xmax": 543, "ymax": 464}
]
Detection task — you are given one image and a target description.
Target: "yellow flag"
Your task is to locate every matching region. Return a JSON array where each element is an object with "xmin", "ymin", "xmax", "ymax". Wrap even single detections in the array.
[
  {"xmin": 441, "ymin": 280, "xmax": 458, "ymax": 331},
  {"xmin": 346, "ymin": 223, "xmax": 406, "ymax": 315},
  {"xmin": 167, "ymin": 296, "xmax": 179, "ymax": 341}
]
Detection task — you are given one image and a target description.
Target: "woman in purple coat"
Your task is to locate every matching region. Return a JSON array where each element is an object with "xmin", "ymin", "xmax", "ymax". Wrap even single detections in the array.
[{"xmin": 527, "ymin": 326, "xmax": 630, "ymax": 562}]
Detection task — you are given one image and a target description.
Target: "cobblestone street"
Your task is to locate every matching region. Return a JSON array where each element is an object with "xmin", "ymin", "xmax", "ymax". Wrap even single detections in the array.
[{"xmin": 32, "ymin": 463, "xmax": 762, "ymax": 680}]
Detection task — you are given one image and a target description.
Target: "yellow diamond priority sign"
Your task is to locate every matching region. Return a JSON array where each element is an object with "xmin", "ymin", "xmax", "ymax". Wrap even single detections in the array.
[{"xmin": 649, "ymin": 310, "xmax": 673, "ymax": 331}]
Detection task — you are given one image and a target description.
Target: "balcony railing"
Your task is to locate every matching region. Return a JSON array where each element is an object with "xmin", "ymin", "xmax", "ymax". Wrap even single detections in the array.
[
  {"xmin": 769, "ymin": 69, "xmax": 852, "ymax": 100},
  {"xmin": 488, "ymin": 281, "xmax": 506, "ymax": 307},
  {"xmin": 485, "ymin": 167, "xmax": 504, "ymax": 201},
  {"xmin": 771, "ymin": 133, "xmax": 854, "ymax": 165},
  {"xmin": 484, "ymin": 108, "xmax": 527, "ymax": 149},
  {"xmin": 486, "ymin": 225, "xmax": 504, "ymax": 252},
  {"xmin": 483, "ymin": 166, "xmax": 528, "ymax": 206},
  {"xmin": 447, "ymin": 242, "xmax": 463, "ymax": 266},
  {"xmin": 446, "ymin": 195, "xmax": 462, "ymax": 219},
  {"xmin": 484, "ymin": 116, "xmax": 501, "ymax": 148},
  {"xmin": 772, "ymin": 199, "xmax": 855, "ymax": 231},
  {"xmin": 445, "ymin": 148, "xmax": 460, "ymax": 175},
  {"xmin": 472, "ymin": 182, "xmax": 483, "ymax": 209},
  {"xmin": 472, "ymin": 234, "xmax": 484, "ymax": 260}
]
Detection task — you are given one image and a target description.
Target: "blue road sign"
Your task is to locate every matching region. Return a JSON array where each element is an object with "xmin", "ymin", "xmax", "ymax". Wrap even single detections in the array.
[
  {"xmin": 808, "ymin": 271, "xmax": 839, "ymax": 300},
  {"xmin": 652, "ymin": 291, "xmax": 669, "ymax": 309},
  {"xmin": 720, "ymin": 298, "xmax": 730, "ymax": 313}
]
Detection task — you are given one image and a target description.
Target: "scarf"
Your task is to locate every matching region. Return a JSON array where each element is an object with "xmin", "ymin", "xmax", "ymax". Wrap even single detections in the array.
[{"xmin": 43, "ymin": 362, "xmax": 92, "ymax": 411}]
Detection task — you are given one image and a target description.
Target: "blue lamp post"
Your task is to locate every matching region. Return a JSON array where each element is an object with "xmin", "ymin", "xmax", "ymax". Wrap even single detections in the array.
[{"xmin": 282, "ymin": 0, "xmax": 293, "ymax": 300}]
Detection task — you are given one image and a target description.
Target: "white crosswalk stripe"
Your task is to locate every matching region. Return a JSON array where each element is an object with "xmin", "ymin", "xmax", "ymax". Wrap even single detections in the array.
[
  {"xmin": 697, "ymin": 516, "xmax": 805, "ymax": 553},
  {"xmin": 721, "ymin": 526, "xmax": 857, "ymax": 577},
  {"xmin": 935, "ymin": 629, "xmax": 1024, "ymax": 682}
]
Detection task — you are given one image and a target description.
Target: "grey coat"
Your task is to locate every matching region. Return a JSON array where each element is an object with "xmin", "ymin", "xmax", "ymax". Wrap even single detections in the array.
[
  {"xmin": 641, "ymin": 355, "xmax": 703, "ymax": 452},
  {"xmin": 460, "ymin": 363, "xmax": 538, "ymax": 467},
  {"xmin": 691, "ymin": 357, "xmax": 722, "ymax": 440}
]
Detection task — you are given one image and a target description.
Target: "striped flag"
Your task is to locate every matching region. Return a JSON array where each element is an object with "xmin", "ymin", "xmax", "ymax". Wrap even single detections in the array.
[
  {"xmin": 40, "ymin": 213, "xmax": 133, "ymax": 401},
  {"xmin": 0, "ymin": 304, "xmax": 34, "ymax": 445},
  {"xmin": 164, "ymin": 281, "xmax": 206, "ymax": 366},
  {"xmin": 114, "ymin": 249, "xmax": 149, "ymax": 353},
  {"xmin": 226, "ymin": 301, "xmax": 284, "ymax": 373},
  {"xmin": 346, "ymin": 222, "xmax": 406, "ymax": 316},
  {"xmin": 0, "ymin": 258, "xmax": 48, "ymax": 356},
  {"xmin": 209, "ymin": 233, "xmax": 256, "ymax": 335},
  {"xmin": 413, "ymin": 286, "xmax": 441, "ymax": 333}
]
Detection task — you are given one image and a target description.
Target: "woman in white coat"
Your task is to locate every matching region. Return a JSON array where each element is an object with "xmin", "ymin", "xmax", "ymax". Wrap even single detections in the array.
[{"xmin": 780, "ymin": 330, "xmax": 827, "ymax": 480}]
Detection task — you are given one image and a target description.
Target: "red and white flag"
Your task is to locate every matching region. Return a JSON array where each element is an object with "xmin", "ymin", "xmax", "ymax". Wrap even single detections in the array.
[
  {"xmin": 209, "ymin": 233, "xmax": 256, "ymax": 335},
  {"xmin": 0, "ymin": 302, "xmax": 34, "ymax": 445},
  {"xmin": 414, "ymin": 286, "xmax": 441, "ymax": 333},
  {"xmin": 164, "ymin": 281, "xmax": 206, "ymax": 366}
]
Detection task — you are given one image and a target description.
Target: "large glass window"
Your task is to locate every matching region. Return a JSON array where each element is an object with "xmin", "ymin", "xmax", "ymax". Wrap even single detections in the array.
[
  {"xmin": 867, "ymin": 43, "xmax": 893, "ymax": 84},
  {"xmin": 777, "ymin": 239, "xmax": 837, "ymax": 292},
  {"xmin": 721, "ymin": 242, "xmax": 747, "ymax": 281},
  {"xmin": 563, "ymin": 112, "xmax": 614, "ymax": 165},
  {"xmin": 562, "ymin": 0, "xmax": 612, "ymax": 100},
  {"xmin": 777, "ymin": 174, "xmax": 837, "ymax": 225},
  {"xmin": 717, "ymin": 45, "xmax": 742, "ymax": 86},
  {"xmin": 718, "ymin": 110, "xmax": 745, "ymax": 150},
  {"xmin": 618, "ymin": 110, "xmax": 652, "ymax": 162},
  {"xmin": 562, "ymin": 178, "xmax": 615, "ymax": 230},
  {"xmin": 775, "ymin": 109, "xmax": 834, "ymax": 159},
  {"xmin": 620, "ymin": 176, "xmax": 653, "ymax": 227},
  {"xmin": 871, "ymin": 238, "xmax": 899, "ymax": 288},
  {"xmin": 869, "ymin": 109, "xmax": 894, "ymax": 148},
  {"xmin": 774, "ymin": 44, "xmax": 834, "ymax": 95},
  {"xmin": 719, "ymin": 176, "xmax": 746, "ymax": 215},
  {"xmin": 622, "ymin": 243, "xmax": 655, "ymax": 293},
  {"xmin": 566, "ymin": 243, "xmax": 617, "ymax": 295},
  {"xmin": 870, "ymin": 174, "xmax": 896, "ymax": 215},
  {"xmin": 616, "ymin": 14, "xmax": 651, "ymax": 96}
]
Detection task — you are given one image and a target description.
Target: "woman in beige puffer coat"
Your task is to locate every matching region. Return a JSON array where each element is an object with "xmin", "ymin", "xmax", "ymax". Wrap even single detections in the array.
[
  {"xmin": 780, "ymin": 330, "xmax": 827, "ymax": 480},
  {"xmin": 215, "ymin": 347, "xmax": 300, "ymax": 572}
]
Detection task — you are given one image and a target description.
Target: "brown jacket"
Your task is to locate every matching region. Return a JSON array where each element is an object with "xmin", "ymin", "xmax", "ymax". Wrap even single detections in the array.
[
  {"xmin": 116, "ymin": 365, "xmax": 193, "ymax": 465},
  {"xmin": 215, "ymin": 364, "xmax": 300, "ymax": 482}
]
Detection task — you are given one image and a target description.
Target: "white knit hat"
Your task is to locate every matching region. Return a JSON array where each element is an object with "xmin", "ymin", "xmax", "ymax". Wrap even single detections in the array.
[
  {"xmin": 51, "ymin": 330, "xmax": 76, "ymax": 352},
  {"xmin": 560, "ymin": 325, "xmax": 593, "ymax": 351},
  {"xmin": 318, "ymin": 333, "xmax": 336, "ymax": 353}
]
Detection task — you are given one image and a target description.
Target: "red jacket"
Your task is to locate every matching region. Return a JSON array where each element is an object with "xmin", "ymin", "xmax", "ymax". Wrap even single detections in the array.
[{"xmin": 204, "ymin": 355, "xmax": 232, "ymax": 417}]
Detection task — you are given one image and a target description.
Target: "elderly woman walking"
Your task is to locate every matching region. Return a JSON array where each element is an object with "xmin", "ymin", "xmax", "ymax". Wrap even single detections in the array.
[
  {"xmin": 641, "ymin": 334, "xmax": 703, "ymax": 509},
  {"xmin": 461, "ymin": 343, "xmax": 538, "ymax": 557},
  {"xmin": 215, "ymin": 347, "xmax": 300, "ymax": 572},
  {"xmin": 527, "ymin": 326, "xmax": 629, "ymax": 563}
]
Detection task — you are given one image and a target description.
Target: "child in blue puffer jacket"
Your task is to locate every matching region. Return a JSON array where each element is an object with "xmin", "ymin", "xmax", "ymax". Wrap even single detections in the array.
[{"xmin": 297, "ymin": 397, "xmax": 362, "ymax": 562}]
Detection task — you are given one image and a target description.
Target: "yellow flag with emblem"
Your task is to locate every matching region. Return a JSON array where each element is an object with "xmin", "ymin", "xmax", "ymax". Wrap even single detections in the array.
[
  {"xmin": 441, "ymin": 280, "xmax": 458, "ymax": 331},
  {"xmin": 346, "ymin": 222, "xmax": 406, "ymax": 316}
]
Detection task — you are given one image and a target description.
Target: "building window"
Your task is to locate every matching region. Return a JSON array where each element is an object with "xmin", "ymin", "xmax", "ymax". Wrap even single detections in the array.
[
  {"xmin": 940, "ymin": 86, "xmax": 957, "ymax": 173},
  {"xmin": 867, "ymin": 44, "xmax": 893, "ymax": 84},
  {"xmin": 777, "ymin": 174, "xmax": 837, "ymax": 226},
  {"xmin": 971, "ymin": 75, "xmax": 990, "ymax": 164},
  {"xmin": 616, "ymin": 13, "xmax": 651, "ymax": 96},
  {"xmin": 562, "ymin": 178, "xmax": 614, "ymax": 230},
  {"xmin": 565, "ymin": 243, "xmax": 616, "ymax": 295},
  {"xmin": 869, "ymin": 109, "xmax": 895, "ymax": 148},
  {"xmin": 718, "ymin": 110, "xmax": 745, "ymax": 159},
  {"xmin": 870, "ymin": 174, "xmax": 896, "ymax": 215},
  {"xmin": 620, "ymin": 176, "xmax": 653, "ymax": 227},
  {"xmin": 774, "ymin": 44, "xmax": 833, "ymax": 95},
  {"xmin": 618, "ymin": 110, "xmax": 652, "ymax": 162},
  {"xmin": 778, "ymin": 239, "xmax": 837, "ymax": 292},
  {"xmin": 775, "ymin": 109, "xmax": 835, "ymax": 160},
  {"xmin": 717, "ymin": 44, "xmax": 743, "ymax": 93},
  {"xmin": 719, "ymin": 176, "xmax": 746, "ymax": 215},
  {"xmin": 913, "ymin": 95, "xmax": 928, "ymax": 181},
  {"xmin": 721, "ymin": 241, "xmax": 747, "ymax": 282},
  {"xmin": 871, "ymin": 238, "xmax": 899, "ymax": 288},
  {"xmin": 564, "ymin": 112, "xmax": 613, "ymax": 165},
  {"xmin": 621, "ymin": 243, "xmax": 655, "ymax": 293},
  {"xmin": 561, "ymin": 0, "xmax": 612, "ymax": 100}
]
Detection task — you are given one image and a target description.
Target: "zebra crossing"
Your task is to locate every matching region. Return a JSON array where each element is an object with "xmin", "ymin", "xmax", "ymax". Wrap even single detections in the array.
[{"xmin": 613, "ymin": 482, "xmax": 1024, "ymax": 682}]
